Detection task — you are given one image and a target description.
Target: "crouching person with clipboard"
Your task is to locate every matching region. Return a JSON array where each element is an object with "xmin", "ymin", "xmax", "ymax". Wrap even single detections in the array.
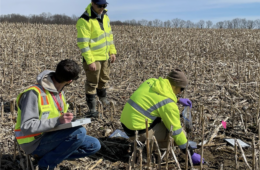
[{"xmin": 15, "ymin": 59, "xmax": 101, "ymax": 170}]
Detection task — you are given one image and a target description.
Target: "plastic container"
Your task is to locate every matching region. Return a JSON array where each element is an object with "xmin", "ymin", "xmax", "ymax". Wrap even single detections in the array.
[
  {"xmin": 109, "ymin": 129, "xmax": 129, "ymax": 139},
  {"xmin": 188, "ymin": 141, "xmax": 197, "ymax": 149},
  {"xmin": 182, "ymin": 106, "xmax": 193, "ymax": 133}
]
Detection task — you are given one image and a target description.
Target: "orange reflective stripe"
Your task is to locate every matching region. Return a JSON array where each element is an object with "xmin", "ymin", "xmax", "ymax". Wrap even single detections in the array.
[
  {"xmin": 30, "ymin": 86, "xmax": 44, "ymax": 105},
  {"xmin": 15, "ymin": 129, "xmax": 21, "ymax": 131},
  {"xmin": 16, "ymin": 133, "xmax": 42, "ymax": 139}
]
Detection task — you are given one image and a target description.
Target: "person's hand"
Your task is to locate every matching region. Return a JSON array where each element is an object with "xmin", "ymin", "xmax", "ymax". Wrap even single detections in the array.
[
  {"xmin": 88, "ymin": 62, "xmax": 96, "ymax": 71},
  {"xmin": 178, "ymin": 98, "xmax": 192, "ymax": 108},
  {"xmin": 110, "ymin": 54, "xmax": 116, "ymax": 63},
  {"xmin": 59, "ymin": 113, "xmax": 74, "ymax": 124},
  {"xmin": 191, "ymin": 153, "xmax": 204, "ymax": 165}
]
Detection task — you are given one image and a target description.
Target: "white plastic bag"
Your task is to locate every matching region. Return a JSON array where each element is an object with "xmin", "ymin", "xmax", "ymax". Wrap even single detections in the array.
[{"xmin": 182, "ymin": 106, "xmax": 193, "ymax": 133}]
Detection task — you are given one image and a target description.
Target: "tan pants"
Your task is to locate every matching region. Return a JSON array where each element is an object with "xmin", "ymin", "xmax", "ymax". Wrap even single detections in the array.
[
  {"xmin": 130, "ymin": 122, "xmax": 170, "ymax": 150},
  {"xmin": 83, "ymin": 60, "xmax": 110, "ymax": 94}
]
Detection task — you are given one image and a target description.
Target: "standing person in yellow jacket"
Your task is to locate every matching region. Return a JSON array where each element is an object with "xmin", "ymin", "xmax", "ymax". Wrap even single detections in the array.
[
  {"xmin": 15, "ymin": 59, "xmax": 101, "ymax": 170},
  {"xmin": 76, "ymin": 0, "xmax": 117, "ymax": 118},
  {"xmin": 120, "ymin": 69, "xmax": 203, "ymax": 165}
]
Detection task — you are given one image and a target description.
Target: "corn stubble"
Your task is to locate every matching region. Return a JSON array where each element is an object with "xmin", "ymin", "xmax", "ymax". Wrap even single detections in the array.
[{"xmin": 0, "ymin": 22, "xmax": 260, "ymax": 169}]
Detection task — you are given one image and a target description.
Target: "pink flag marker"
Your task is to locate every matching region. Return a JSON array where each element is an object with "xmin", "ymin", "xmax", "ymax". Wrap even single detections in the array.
[{"xmin": 222, "ymin": 121, "xmax": 227, "ymax": 129}]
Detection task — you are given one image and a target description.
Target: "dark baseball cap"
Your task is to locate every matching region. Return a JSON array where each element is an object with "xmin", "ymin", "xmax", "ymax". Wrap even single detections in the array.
[{"xmin": 92, "ymin": 0, "xmax": 108, "ymax": 5}]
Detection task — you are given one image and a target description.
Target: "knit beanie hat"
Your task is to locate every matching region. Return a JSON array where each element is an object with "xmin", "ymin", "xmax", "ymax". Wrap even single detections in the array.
[{"xmin": 167, "ymin": 69, "xmax": 188, "ymax": 88}]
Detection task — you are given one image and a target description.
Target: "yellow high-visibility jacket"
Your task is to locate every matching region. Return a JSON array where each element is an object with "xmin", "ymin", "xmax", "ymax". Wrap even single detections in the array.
[
  {"xmin": 15, "ymin": 84, "xmax": 68, "ymax": 145},
  {"xmin": 76, "ymin": 3, "xmax": 117, "ymax": 65},
  {"xmin": 120, "ymin": 78, "xmax": 188, "ymax": 149}
]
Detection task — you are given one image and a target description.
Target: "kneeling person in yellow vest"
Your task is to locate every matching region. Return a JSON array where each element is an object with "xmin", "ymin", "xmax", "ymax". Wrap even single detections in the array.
[
  {"xmin": 120, "ymin": 69, "xmax": 203, "ymax": 165},
  {"xmin": 15, "ymin": 59, "xmax": 101, "ymax": 170}
]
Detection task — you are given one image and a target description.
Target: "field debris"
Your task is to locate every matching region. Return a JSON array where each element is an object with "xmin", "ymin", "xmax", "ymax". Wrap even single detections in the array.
[{"xmin": 1, "ymin": 22, "xmax": 260, "ymax": 169}]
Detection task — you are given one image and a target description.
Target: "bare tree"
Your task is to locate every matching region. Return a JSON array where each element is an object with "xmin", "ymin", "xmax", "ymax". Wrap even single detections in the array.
[
  {"xmin": 247, "ymin": 20, "xmax": 254, "ymax": 29},
  {"xmin": 171, "ymin": 18, "xmax": 180, "ymax": 28},
  {"xmin": 138, "ymin": 19, "xmax": 148, "ymax": 26},
  {"xmin": 198, "ymin": 20, "xmax": 205, "ymax": 29},
  {"xmin": 254, "ymin": 19, "xmax": 260, "ymax": 29},
  {"xmin": 129, "ymin": 19, "xmax": 137, "ymax": 25},
  {"xmin": 206, "ymin": 20, "xmax": 213, "ymax": 29},
  {"xmin": 216, "ymin": 21, "xmax": 224, "ymax": 29},
  {"xmin": 179, "ymin": 20, "xmax": 186, "ymax": 28},
  {"xmin": 232, "ymin": 18, "xmax": 239, "ymax": 29},
  {"xmin": 146, "ymin": 21, "xmax": 152, "ymax": 27},
  {"xmin": 164, "ymin": 20, "xmax": 171, "ymax": 28},
  {"xmin": 152, "ymin": 19, "xmax": 163, "ymax": 27},
  {"xmin": 227, "ymin": 20, "xmax": 233, "ymax": 29},
  {"xmin": 241, "ymin": 18, "xmax": 247, "ymax": 29}
]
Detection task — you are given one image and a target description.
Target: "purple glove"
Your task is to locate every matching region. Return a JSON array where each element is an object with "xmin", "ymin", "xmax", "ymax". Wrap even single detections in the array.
[
  {"xmin": 178, "ymin": 98, "xmax": 192, "ymax": 108},
  {"xmin": 191, "ymin": 153, "xmax": 204, "ymax": 165}
]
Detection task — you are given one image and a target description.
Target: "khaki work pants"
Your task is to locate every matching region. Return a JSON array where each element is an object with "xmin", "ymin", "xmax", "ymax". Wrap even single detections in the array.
[
  {"xmin": 130, "ymin": 122, "xmax": 170, "ymax": 150},
  {"xmin": 83, "ymin": 60, "xmax": 110, "ymax": 94}
]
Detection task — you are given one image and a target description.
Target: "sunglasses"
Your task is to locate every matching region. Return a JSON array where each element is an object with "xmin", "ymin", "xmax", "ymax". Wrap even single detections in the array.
[
  {"xmin": 95, "ymin": 3, "xmax": 107, "ymax": 8},
  {"xmin": 181, "ymin": 88, "xmax": 185, "ymax": 92}
]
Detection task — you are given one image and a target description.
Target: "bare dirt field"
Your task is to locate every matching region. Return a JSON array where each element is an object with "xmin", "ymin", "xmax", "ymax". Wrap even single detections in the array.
[{"xmin": 1, "ymin": 22, "xmax": 260, "ymax": 169}]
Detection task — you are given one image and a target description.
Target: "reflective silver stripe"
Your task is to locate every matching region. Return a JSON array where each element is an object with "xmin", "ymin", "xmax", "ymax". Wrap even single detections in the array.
[
  {"xmin": 127, "ymin": 98, "xmax": 174, "ymax": 120},
  {"xmin": 128, "ymin": 99, "xmax": 157, "ymax": 120},
  {"xmin": 91, "ymin": 42, "xmax": 107, "ymax": 51},
  {"xmin": 15, "ymin": 131, "xmax": 24, "ymax": 137},
  {"xmin": 179, "ymin": 142, "xmax": 188, "ymax": 149},
  {"xmin": 106, "ymin": 32, "xmax": 111, "ymax": 37},
  {"xmin": 41, "ymin": 112, "xmax": 50, "ymax": 120},
  {"xmin": 172, "ymin": 128, "xmax": 182, "ymax": 136},
  {"xmin": 91, "ymin": 34, "xmax": 105, "ymax": 43},
  {"xmin": 81, "ymin": 47, "xmax": 90, "ymax": 53},
  {"xmin": 77, "ymin": 38, "xmax": 90, "ymax": 43},
  {"xmin": 109, "ymin": 41, "xmax": 114, "ymax": 45},
  {"xmin": 147, "ymin": 99, "xmax": 174, "ymax": 113},
  {"xmin": 34, "ymin": 84, "xmax": 48, "ymax": 105}
]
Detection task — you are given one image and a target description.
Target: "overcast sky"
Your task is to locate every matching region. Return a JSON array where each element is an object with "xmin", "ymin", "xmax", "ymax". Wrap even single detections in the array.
[{"xmin": 0, "ymin": 0, "xmax": 260, "ymax": 23}]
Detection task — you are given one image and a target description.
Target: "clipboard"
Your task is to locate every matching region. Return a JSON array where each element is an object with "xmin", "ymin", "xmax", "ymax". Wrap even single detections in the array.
[{"xmin": 48, "ymin": 118, "xmax": 91, "ymax": 132}]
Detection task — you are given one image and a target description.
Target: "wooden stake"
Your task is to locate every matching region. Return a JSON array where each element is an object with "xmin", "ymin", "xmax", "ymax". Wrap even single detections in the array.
[
  {"xmin": 200, "ymin": 108, "xmax": 205, "ymax": 170},
  {"xmin": 13, "ymin": 137, "xmax": 17, "ymax": 161},
  {"xmin": 1, "ymin": 102, "xmax": 4, "ymax": 122},
  {"xmin": 235, "ymin": 139, "xmax": 239, "ymax": 169},
  {"xmin": 10, "ymin": 100, "xmax": 14, "ymax": 120},
  {"xmin": 79, "ymin": 105, "xmax": 81, "ymax": 117},
  {"xmin": 170, "ymin": 148, "xmax": 181, "ymax": 170},
  {"xmin": 258, "ymin": 123, "xmax": 260, "ymax": 170},
  {"xmin": 257, "ymin": 86, "xmax": 260, "ymax": 125},
  {"xmin": 185, "ymin": 141, "xmax": 189, "ymax": 170},
  {"xmin": 129, "ymin": 156, "xmax": 132, "ymax": 170},
  {"xmin": 139, "ymin": 148, "xmax": 142, "ymax": 170},
  {"xmin": 208, "ymin": 117, "xmax": 229, "ymax": 144},
  {"xmin": 237, "ymin": 140, "xmax": 252, "ymax": 170},
  {"xmin": 153, "ymin": 136, "xmax": 162, "ymax": 170},
  {"xmin": 145, "ymin": 119, "xmax": 151, "ymax": 168},
  {"xmin": 0, "ymin": 144, "xmax": 2, "ymax": 169},
  {"xmin": 166, "ymin": 125, "xmax": 173, "ymax": 170},
  {"xmin": 89, "ymin": 159, "xmax": 103, "ymax": 170},
  {"xmin": 110, "ymin": 101, "xmax": 116, "ymax": 122},
  {"xmin": 253, "ymin": 134, "xmax": 256, "ymax": 170},
  {"xmin": 132, "ymin": 131, "xmax": 138, "ymax": 168}
]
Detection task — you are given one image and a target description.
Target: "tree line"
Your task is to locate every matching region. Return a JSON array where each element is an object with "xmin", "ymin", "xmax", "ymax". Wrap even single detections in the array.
[{"xmin": 1, "ymin": 13, "xmax": 259, "ymax": 29}]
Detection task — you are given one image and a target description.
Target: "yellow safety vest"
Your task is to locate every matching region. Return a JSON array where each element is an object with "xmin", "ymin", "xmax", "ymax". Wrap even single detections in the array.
[
  {"xmin": 76, "ymin": 3, "xmax": 117, "ymax": 65},
  {"xmin": 15, "ymin": 84, "xmax": 68, "ymax": 145},
  {"xmin": 120, "ymin": 78, "xmax": 188, "ymax": 149}
]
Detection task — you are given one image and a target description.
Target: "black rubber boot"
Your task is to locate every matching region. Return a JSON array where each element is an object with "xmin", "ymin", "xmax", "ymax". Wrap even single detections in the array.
[
  {"xmin": 86, "ymin": 94, "xmax": 99, "ymax": 118},
  {"xmin": 96, "ymin": 88, "xmax": 110, "ymax": 106}
]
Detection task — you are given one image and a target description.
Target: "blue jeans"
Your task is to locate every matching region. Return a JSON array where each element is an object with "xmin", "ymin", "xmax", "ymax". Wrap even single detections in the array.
[{"xmin": 31, "ymin": 126, "xmax": 101, "ymax": 170}]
